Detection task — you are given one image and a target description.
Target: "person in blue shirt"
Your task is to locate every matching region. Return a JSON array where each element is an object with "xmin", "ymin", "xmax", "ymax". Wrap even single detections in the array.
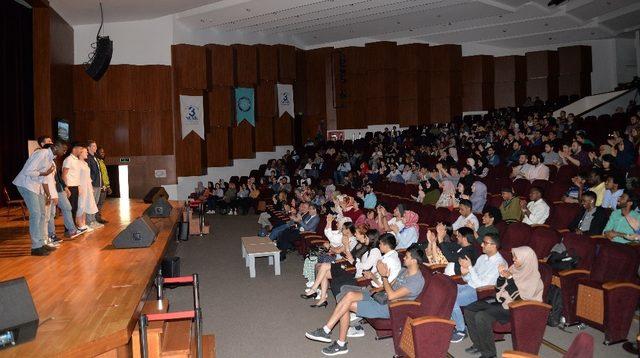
[
  {"xmin": 603, "ymin": 192, "xmax": 640, "ymax": 244},
  {"xmin": 360, "ymin": 184, "xmax": 377, "ymax": 209},
  {"xmin": 486, "ymin": 146, "xmax": 500, "ymax": 167}
]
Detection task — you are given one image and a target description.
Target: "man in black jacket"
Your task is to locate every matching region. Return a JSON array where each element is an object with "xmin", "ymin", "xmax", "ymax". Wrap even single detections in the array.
[
  {"xmin": 86, "ymin": 140, "xmax": 105, "ymax": 226},
  {"xmin": 568, "ymin": 191, "xmax": 609, "ymax": 235}
]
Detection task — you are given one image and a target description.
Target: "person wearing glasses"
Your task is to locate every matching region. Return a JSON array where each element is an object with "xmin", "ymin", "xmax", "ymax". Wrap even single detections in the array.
[{"xmin": 450, "ymin": 233, "xmax": 507, "ymax": 343}]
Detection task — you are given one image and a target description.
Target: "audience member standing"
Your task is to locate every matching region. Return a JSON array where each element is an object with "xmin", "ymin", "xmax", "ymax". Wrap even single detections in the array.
[
  {"xmin": 13, "ymin": 141, "xmax": 66, "ymax": 255},
  {"xmin": 86, "ymin": 140, "xmax": 104, "ymax": 228},
  {"xmin": 75, "ymin": 147, "xmax": 98, "ymax": 232}
]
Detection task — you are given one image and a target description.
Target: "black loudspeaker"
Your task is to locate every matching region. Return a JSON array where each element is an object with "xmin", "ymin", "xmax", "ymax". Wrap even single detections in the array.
[
  {"xmin": 85, "ymin": 36, "xmax": 113, "ymax": 81},
  {"xmin": 0, "ymin": 277, "xmax": 38, "ymax": 349},
  {"xmin": 143, "ymin": 187, "xmax": 169, "ymax": 204},
  {"xmin": 144, "ymin": 197, "xmax": 172, "ymax": 218},
  {"xmin": 112, "ymin": 215, "xmax": 159, "ymax": 249},
  {"xmin": 161, "ymin": 257, "xmax": 181, "ymax": 278}
]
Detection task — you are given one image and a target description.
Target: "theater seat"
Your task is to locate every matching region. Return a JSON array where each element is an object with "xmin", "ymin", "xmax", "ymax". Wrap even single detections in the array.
[
  {"xmin": 529, "ymin": 226, "xmax": 561, "ymax": 259},
  {"xmin": 397, "ymin": 317, "xmax": 454, "ymax": 358}
]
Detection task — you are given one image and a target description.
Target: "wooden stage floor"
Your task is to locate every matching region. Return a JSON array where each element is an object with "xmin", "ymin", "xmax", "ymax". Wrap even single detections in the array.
[{"xmin": 0, "ymin": 199, "xmax": 180, "ymax": 357}]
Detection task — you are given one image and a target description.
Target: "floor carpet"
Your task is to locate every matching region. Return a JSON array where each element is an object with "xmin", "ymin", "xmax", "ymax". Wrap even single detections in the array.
[{"xmin": 165, "ymin": 213, "xmax": 638, "ymax": 358}]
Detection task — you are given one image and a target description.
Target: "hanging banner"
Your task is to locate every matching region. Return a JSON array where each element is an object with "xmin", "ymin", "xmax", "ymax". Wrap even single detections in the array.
[
  {"xmin": 235, "ymin": 87, "xmax": 255, "ymax": 127},
  {"xmin": 179, "ymin": 95, "xmax": 205, "ymax": 139},
  {"xmin": 276, "ymin": 83, "xmax": 294, "ymax": 117}
]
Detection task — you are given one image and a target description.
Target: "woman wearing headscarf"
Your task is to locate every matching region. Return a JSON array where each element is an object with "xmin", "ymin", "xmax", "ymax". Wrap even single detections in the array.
[
  {"xmin": 468, "ymin": 181, "xmax": 488, "ymax": 213},
  {"xmin": 384, "ymin": 204, "xmax": 419, "ymax": 250},
  {"xmin": 436, "ymin": 180, "xmax": 459, "ymax": 208},
  {"xmin": 463, "ymin": 246, "xmax": 543, "ymax": 358}
]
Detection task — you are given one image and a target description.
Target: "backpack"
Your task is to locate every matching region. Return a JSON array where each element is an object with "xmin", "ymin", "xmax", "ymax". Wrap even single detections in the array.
[
  {"xmin": 546, "ymin": 284, "xmax": 563, "ymax": 327},
  {"xmin": 546, "ymin": 248, "xmax": 580, "ymax": 271}
]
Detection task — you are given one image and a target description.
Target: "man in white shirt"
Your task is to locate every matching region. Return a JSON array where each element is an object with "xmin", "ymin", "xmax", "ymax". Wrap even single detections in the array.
[
  {"xmin": 522, "ymin": 186, "xmax": 550, "ymax": 225},
  {"xmin": 62, "ymin": 144, "xmax": 83, "ymax": 221},
  {"xmin": 452, "ymin": 199, "xmax": 480, "ymax": 231},
  {"xmin": 364, "ymin": 234, "xmax": 402, "ymax": 288},
  {"xmin": 450, "ymin": 233, "xmax": 506, "ymax": 342},
  {"xmin": 13, "ymin": 141, "xmax": 67, "ymax": 256}
]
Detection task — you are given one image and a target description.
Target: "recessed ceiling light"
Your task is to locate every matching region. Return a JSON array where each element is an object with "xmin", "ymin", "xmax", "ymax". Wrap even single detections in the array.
[
  {"xmin": 502, "ymin": 29, "xmax": 507, "ymax": 33},
  {"xmin": 437, "ymin": 14, "xmax": 441, "ymax": 18},
  {"xmin": 313, "ymin": 36, "xmax": 318, "ymax": 39},
  {"xmin": 548, "ymin": 37, "xmax": 553, "ymax": 40},
  {"xmin": 396, "ymin": 21, "xmax": 400, "ymax": 24},
  {"xmin": 200, "ymin": 19, "xmax": 205, "ymax": 23},
  {"xmin": 544, "ymin": 23, "xmax": 548, "ymax": 26},
  {"xmin": 591, "ymin": 32, "xmax": 595, "ymax": 35},
  {"xmin": 409, "ymin": 29, "xmax": 413, "ymax": 32},
  {"xmin": 245, "ymin": 8, "xmax": 251, "ymax": 12}
]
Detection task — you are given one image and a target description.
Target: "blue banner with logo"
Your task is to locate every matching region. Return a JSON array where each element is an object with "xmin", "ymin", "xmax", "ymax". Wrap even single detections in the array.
[{"xmin": 235, "ymin": 87, "xmax": 255, "ymax": 127}]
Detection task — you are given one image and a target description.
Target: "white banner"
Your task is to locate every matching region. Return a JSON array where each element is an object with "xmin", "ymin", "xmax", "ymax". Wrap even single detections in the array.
[
  {"xmin": 179, "ymin": 95, "xmax": 205, "ymax": 139},
  {"xmin": 276, "ymin": 83, "xmax": 294, "ymax": 117}
]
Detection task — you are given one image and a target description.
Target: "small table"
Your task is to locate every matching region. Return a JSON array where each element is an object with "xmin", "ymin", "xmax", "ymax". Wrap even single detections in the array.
[{"xmin": 241, "ymin": 236, "xmax": 281, "ymax": 278}]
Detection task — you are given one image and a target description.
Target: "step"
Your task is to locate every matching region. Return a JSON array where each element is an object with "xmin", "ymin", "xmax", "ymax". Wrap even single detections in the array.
[
  {"xmin": 132, "ymin": 300, "xmax": 169, "ymax": 358},
  {"xmin": 192, "ymin": 334, "xmax": 216, "ymax": 358},
  {"xmin": 161, "ymin": 319, "xmax": 192, "ymax": 357}
]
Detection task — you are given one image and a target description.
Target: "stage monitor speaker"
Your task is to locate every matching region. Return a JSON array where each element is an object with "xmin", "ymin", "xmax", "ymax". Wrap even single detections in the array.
[
  {"xmin": 143, "ymin": 187, "xmax": 169, "ymax": 204},
  {"xmin": 85, "ymin": 36, "xmax": 113, "ymax": 81},
  {"xmin": 0, "ymin": 277, "xmax": 38, "ymax": 349},
  {"xmin": 144, "ymin": 197, "xmax": 172, "ymax": 218},
  {"xmin": 112, "ymin": 215, "xmax": 159, "ymax": 249}
]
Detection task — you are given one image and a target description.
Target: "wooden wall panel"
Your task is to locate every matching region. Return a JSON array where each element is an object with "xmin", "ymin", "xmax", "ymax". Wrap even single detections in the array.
[
  {"xmin": 231, "ymin": 121, "xmax": 255, "ymax": 159},
  {"xmin": 463, "ymin": 83, "xmax": 494, "ymax": 111},
  {"xmin": 172, "ymin": 44, "xmax": 207, "ymax": 90},
  {"xmin": 494, "ymin": 56, "xmax": 526, "ymax": 82},
  {"xmin": 129, "ymin": 110, "xmax": 173, "ymax": 156},
  {"xmin": 73, "ymin": 65, "xmax": 98, "ymax": 111},
  {"xmin": 430, "ymin": 71, "xmax": 462, "ymax": 98},
  {"xmin": 494, "ymin": 82, "xmax": 526, "ymax": 108},
  {"xmin": 526, "ymin": 77, "xmax": 559, "ymax": 101},
  {"xmin": 274, "ymin": 114, "xmax": 293, "ymax": 145},
  {"xmin": 295, "ymin": 49, "xmax": 307, "ymax": 115},
  {"xmin": 256, "ymin": 83, "xmax": 276, "ymax": 117},
  {"xmin": 558, "ymin": 45, "xmax": 592, "ymax": 75},
  {"xmin": 526, "ymin": 50, "xmax": 558, "ymax": 79},
  {"xmin": 175, "ymin": 131, "xmax": 207, "ymax": 177},
  {"xmin": 430, "ymin": 97, "xmax": 462, "ymax": 123},
  {"xmin": 105, "ymin": 155, "xmax": 176, "ymax": 199},
  {"xmin": 429, "ymin": 45, "xmax": 462, "ymax": 72},
  {"xmin": 49, "ymin": 8, "xmax": 74, "ymax": 127},
  {"xmin": 366, "ymin": 70, "xmax": 398, "ymax": 98},
  {"xmin": 233, "ymin": 44, "xmax": 258, "ymax": 86},
  {"xmin": 366, "ymin": 97, "xmax": 398, "ymax": 125},
  {"xmin": 97, "ymin": 65, "xmax": 133, "ymax": 111},
  {"xmin": 132, "ymin": 65, "xmax": 172, "ymax": 111},
  {"xmin": 463, "ymin": 55, "xmax": 494, "ymax": 83},
  {"xmin": 277, "ymin": 45, "xmax": 296, "ymax": 83},
  {"xmin": 206, "ymin": 87, "xmax": 233, "ymax": 127},
  {"xmin": 255, "ymin": 116, "xmax": 274, "ymax": 152},
  {"xmin": 397, "ymin": 43, "xmax": 430, "ymax": 72},
  {"xmin": 33, "ymin": 6, "xmax": 52, "ymax": 136},
  {"xmin": 365, "ymin": 41, "xmax": 397, "ymax": 70},
  {"xmin": 206, "ymin": 44, "xmax": 234, "ymax": 87},
  {"xmin": 559, "ymin": 73, "xmax": 591, "ymax": 97},
  {"xmin": 207, "ymin": 127, "xmax": 232, "ymax": 167},
  {"xmin": 257, "ymin": 45, "xmax": 278, "ymax": 83}
]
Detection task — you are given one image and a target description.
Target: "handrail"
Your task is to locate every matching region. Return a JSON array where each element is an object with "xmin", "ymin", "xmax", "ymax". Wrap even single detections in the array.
[{"xmin": 146, "ymin": 310, "xmax": 195, "ymax": 321}]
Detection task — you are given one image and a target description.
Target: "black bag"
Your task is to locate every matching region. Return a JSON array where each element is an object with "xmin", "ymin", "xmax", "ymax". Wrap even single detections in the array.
[
  {"xmin": 546, "ymin": 284, "xmax": 563, "ymax": 327},
  {"xmin": 547, "ymin": 250, "xmax": 579, "ymax": 271}
]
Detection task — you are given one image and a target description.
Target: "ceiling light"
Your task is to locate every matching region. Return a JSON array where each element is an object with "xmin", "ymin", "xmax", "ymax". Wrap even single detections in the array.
[
  {"xmin": 548, "ymin": 0, "xmax": 567, "ymax": 7},
  {"xmin": 245, "ymin": 8, "xmax": 251, "ymax": 12}
]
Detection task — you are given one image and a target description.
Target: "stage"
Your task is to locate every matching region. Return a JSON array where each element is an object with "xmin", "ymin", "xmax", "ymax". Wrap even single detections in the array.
[{"xmin": 0, "ymin": 199, "xmax": 181, "ymax": 357}]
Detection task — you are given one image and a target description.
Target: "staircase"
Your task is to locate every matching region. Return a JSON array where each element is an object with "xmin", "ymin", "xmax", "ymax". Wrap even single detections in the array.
[{"xmin": 132, "ymin": 300, "xmax": 215, "ymax": 358}]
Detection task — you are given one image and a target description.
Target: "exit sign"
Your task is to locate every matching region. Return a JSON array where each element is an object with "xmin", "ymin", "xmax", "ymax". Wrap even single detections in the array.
[{"xmin": 119, "ymin": 157, "xmax": 130, "ymax": 163}]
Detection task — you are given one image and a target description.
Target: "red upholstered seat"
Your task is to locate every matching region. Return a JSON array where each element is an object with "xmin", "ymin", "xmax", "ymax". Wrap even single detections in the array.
[
  {"xmin": 387, "ymin": 271, "xmax": 457, "ymax": 356},
  {"xmin": 487, "ymin": 195, "xmax": 503, "ymax": 210},
  {"xmin": 548, "ymin": 203, "xmax": 581, "ymax": 231},
  {"xmin": 564, "ymin": 332, "xmax": 594, "ymax": 358},
  {"xmin": 500, "ymin": 223, "xmax": 533, "ymax": 263},
  {"xmin": 512, "ymin": 179, "xmax": 531, "ymax": 198},
  {"xmin": 529, "ymin": 226, "xmax": 561, "ymax": 259},
  {"xmin": 544, "ymin": 182, "xmax": 570, "ymax": 203},
  {"xmin": 434, "ymin": 207, "xmax": 454, "ymax": 225}
]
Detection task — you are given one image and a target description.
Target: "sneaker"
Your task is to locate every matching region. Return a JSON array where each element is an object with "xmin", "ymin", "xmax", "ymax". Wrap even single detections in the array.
[
  {"xmin": 233, "ymin": 209, "xmax": 238, "ymax": 215},
  {"xmin": 306, "ymin": 281, "xmax": 315, "ymax": 288},
  {"xmin": 305, "ymin": 328, "xmax": 332, "ymax": 343},
  {"xmin": 44, "ymin": 243, "xmax": 58, "ymax": 250},
  {"xmin": 347, "ymin": 325, "xmax": 365, "ymax": 338},
  {"xmin": 77, "ymin": 226, "xmax": 93, "ymax": 234},
  {"xmin": 349, "ymin": 312, "xmax": 360, "ymax": 323},
  {"xmin": 31, "ymin": 247, "xmax": 50, "ymax": 256},
  {"xmin": 51, "ymin": 235, "xmax": 63, "ymax": 244},
  {"xmin": 89, "ymin": 221, "xmax": 104, "ymax": 229},
  {"xmin": 66, "ymin": 230, "xmax": 81, "ymax": 238},
  {"xmin": 321, "ymin": 341, "xmax": 348, "ymax": 356},
  {"xmin": 464, "ymin": 346, "xmax": 480, "ymax": 354},
  {"xmin": 450, "ymin": 330, "xmax": 466, "ymax": 343}
]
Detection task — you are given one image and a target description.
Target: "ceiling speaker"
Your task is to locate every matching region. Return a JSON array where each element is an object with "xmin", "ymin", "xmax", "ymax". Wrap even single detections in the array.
[{"xmin": 85, "ymin": 36, "xmax": 112, "ymax": 81}]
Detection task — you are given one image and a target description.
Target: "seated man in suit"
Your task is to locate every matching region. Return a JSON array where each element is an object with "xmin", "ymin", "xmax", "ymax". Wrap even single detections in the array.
[
  {"xmin": 567, "ymin": 191, "xmax": 609, "ymax": 235},
  {"xmin": 276, "ymin": 204, "xmax": 320, "ymax": 260}
]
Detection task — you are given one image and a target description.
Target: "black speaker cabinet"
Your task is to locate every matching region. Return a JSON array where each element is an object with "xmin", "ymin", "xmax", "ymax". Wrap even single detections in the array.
[
  {"xmin": 0, "ymin": 277, "xmax": 38, "ymax": 349},
  {"xmin": 143, "ymin": 187, "xmax": 169, "ymax": 204},
  {"xmin": 144, "ymin": 197, "xmax": 172, "ymax": 218},
  {"xmin": 85, "ymin": 36, "xmax": 113, "ymax": 81},
  {"xmin": 112, "ymin": 215, "xmax": 159, "ymax": 249},
  {"xmin": 161, "ymin": 257, "xmax": 181, "ymax": 278}
]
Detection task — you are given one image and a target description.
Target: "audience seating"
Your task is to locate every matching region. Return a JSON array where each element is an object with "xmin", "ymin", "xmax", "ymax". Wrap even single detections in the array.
[
  {"xmin": 388, "ymin": 271, "xmax": 457, "ymax": 356},
  {"xmin": 548, "ymin": 203, "xmax": 582, "ymax": 232},
  {"xmin": 529, "ymin": 226, "xmax": 561, "ymax": 259},
  {"xmin": 397, "ymin": 317, "xmax": 454, "ymax": 358}
]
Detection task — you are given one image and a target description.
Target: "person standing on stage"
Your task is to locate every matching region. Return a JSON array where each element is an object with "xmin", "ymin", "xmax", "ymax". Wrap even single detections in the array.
[
  {"xmin": 86, "ymin": 140, "xmax": 105, "ymax": 228},
  {"xmin": 96, "ymin": 146, "xmax": 111, "ymax": 224},
  {"xmin": 62, "ymin": 144, "xmax": 86, "ymax": 233},
  {"xmin": 35, "ymin": 136, "xmax": 64, "ymax": 247},
  {"xmin": 13, "ymin": 141, "xmax": 66, "ymax": 256},
  {"xmin": 75, "ymin": 147, "xmax": 99, "ymax": 232}
]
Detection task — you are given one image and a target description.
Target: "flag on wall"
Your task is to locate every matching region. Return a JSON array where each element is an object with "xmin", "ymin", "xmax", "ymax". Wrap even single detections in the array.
[
  {"xmin": 276, "ymin": 83, "xmax": 294, "ymax": 117},
  {"xmin": 179, "ymin": 95, "xmax": 205, "ymax": 139},
  {"xmin": 234, "ymin": 87, "xmax": 255, "ymax": 127}
]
